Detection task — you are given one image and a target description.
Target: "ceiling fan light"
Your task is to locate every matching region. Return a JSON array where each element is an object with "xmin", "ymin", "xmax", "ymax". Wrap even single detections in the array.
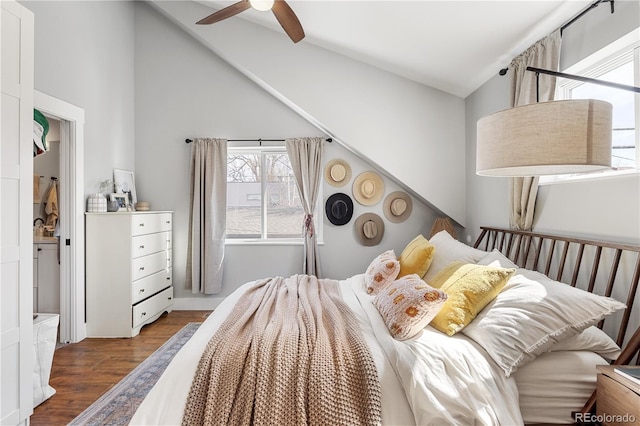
[
  {"xmin": 476, "ymin": 99, "xmax": 613, "ymax": 177},
  {"xmin": 249, "ymin": 0, "xmax": 274, "ymax": 11}
]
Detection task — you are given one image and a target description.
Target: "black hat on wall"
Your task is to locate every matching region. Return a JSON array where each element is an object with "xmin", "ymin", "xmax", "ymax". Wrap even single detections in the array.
[{"xmin": 325, "ymin": 193, "xmax": 354, "ymax": 226}]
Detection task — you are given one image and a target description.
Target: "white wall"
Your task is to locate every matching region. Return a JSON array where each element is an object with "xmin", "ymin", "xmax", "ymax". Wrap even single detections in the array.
[
  {"xmin": 134, "ymin": 2, "xmax": 443, "ymax": 303},
  {"xmin": 19, "ymin": 0, "xmax": 136, "ymax": 196},
  {"xmin": 148, "ymin": 1, "xmax": 467, "ymax": 226},
  {"xmin": 465, "ymin": 0, "xmax": 640, "ymax": 246}
]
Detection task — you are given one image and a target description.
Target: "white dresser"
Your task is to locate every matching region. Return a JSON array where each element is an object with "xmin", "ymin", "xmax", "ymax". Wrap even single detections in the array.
[{"xmin": 85, "ymin": 211, "xmax": 173, "ymax": 337}]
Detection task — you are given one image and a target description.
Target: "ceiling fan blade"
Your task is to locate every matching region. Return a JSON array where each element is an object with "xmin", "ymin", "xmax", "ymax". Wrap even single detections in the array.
[
  {"xmin": 196, "ymin": 1, "xmax": 251, "ymax": 25},
  {"xmin": 271, "ymin": 0, "xmax": 305, "ymax": 43}
]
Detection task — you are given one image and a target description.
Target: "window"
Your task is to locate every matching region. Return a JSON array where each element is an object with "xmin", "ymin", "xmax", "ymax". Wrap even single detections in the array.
[
  {"xmin": 542, "ymin": 30, "xmax": 639, "ymax": 184},
  {"xmin": 226, "ymin": 146, "xmax": 319, "ymax": 241}
]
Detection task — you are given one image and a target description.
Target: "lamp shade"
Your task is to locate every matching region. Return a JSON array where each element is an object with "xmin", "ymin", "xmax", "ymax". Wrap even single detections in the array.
[{"xmin": 476, "ymin": 99, "xmax": 612, "ymax": 176}]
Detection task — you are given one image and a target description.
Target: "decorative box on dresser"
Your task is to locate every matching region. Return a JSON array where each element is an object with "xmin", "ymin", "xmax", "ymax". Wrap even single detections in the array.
[
  {"xmin": 596, "ymin": 365, "xmax": 640, "ymax": 426},
  {"xmin": 85, "ymin": 211, "xmax": 173, "ymax": 337}
]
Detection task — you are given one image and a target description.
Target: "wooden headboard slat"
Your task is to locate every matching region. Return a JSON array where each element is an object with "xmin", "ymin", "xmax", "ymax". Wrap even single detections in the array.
[
  {"xmin": 604, "ymin": 249, "xmax": 622, "ymax": 298},
  {"xmin": 533, "ymin": 237, "xmax": 544, "ymax": 271},
  {"xmin": 557, "ymin": 241, "xmax": 570, "ymax": 282},
  {"xmin": 570, "ymin": 244, "xmax": 585, "ymax": 287},
  {"xmin": 586, "ymin": 246, "xmax": 602, "ymax": 294},
  {"xmin": 544, "ymin": 239, "xmax": 556, "ymax": 277}
]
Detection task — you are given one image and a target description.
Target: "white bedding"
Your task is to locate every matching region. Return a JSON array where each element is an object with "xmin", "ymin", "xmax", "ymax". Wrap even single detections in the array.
[
  {"xmin": 515, "ymin": 350, "xmax": 608, "ymax": 424},
  {"xmin": 132, "ymin": 274, "xmax": 522, "ymax": 425}
]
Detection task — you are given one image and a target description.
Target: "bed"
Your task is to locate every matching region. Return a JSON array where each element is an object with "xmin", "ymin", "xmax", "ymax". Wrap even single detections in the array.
[{"xmin": 130, "ymin": 227, "xmax": 640, "ymax": 425}]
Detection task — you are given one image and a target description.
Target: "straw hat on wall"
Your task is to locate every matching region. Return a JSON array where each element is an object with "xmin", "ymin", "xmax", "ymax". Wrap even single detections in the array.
[
  {"xmin": 324, "ymin": 159, "xmax": 352, "ymax": 187},
  {"xmin": 383, "ymin": 191, "xmax": 412, "ymax": 223},
  {"xmin": 355, "ymin": 213, "xmax": 385, "ymax": 246},
  {"xmin": 352, "ymin": 171, "xmax": 384, "ymax": 206}
]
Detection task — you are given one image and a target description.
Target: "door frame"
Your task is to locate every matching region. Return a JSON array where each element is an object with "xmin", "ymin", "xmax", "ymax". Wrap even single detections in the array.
[{"xmin": 34, "ymin": 90, "xmax": 85, "ymax": 343}]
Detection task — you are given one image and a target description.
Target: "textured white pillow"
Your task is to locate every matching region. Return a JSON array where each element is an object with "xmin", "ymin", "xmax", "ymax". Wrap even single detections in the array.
[
  {"xmin": 423, "ymin": 231, "xmax": 488, "ymax": 283},
  {"xmin": 464, "ymin": 250, "xmax": 626, "ymax": 377},
  {"xmin": 373, "ymin": 274, "xmax": 447, "ymax": 341},
  {"xmin": 364, "ymin": 250, "xmax": 400, "ymax": 295},
  {"xmin": 551, "ymin": 326, "xmax": 621, "ymax": 361}
]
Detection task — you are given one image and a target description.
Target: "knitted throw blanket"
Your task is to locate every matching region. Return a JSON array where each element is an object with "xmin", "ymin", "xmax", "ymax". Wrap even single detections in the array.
[{"xmin": 182, "ymin": 275, "xmax": 382, "ymax": 426}]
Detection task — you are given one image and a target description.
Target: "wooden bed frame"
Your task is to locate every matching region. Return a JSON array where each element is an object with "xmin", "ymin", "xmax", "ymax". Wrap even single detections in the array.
[{"xmin": 473, "ymin": 226, "xmax": 640, "ymax": 418}]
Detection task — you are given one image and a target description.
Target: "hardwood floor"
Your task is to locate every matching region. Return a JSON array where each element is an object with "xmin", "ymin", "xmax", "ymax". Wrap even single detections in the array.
[{"xmin": 30, "ymin": 310, "xmax": 211, "ymax": 426}]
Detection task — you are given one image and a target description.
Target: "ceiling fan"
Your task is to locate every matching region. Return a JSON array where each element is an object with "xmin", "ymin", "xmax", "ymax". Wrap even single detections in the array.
[{"xmin": 196, "ymin": 0, "xmax": 305, "ymax": 43}]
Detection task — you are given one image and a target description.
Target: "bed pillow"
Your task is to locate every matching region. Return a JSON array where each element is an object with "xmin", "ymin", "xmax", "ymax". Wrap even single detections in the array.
[
  {"xmin": 423, "ymin": 231, "xmax": 488, "ymax": 283},
  {"xmin": 464, "ymin": 249, "xmax": 627, "ymax": 377},
  {"xmin": 429, "ymin": 262, "xmax": 515, "ymax": 336},
  {"xmin": 364, "ymin": 250, "xmax": 400, "ymax": 295},
  {"xmin": 398, "ymin": 235, "xmax": 435, "ymax": 278},
  {"xmin": 373, "ymin": 274, "xmax": 447, "ymax": 341},
  {"xmin": 551, "ymin": 326, "xmax": 621, "ymax": 361}
]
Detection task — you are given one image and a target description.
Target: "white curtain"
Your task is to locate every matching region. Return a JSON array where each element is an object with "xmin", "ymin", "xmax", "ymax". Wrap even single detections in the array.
[
  {"xmin": 286, "ymin": 137, "xmax": 324, "ymax": 277},
  {"xmin": 508, "ymin": 29, "xmax": 561, "ymax": 231},
  {"xmin": 186, "ymin": 138, "xmax": 227, "ymax": 294}
]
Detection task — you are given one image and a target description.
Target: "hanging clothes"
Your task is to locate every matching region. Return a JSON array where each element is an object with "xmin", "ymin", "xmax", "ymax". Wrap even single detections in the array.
[
  {"xmin": 44, "ymin": 179, "xmax": 59, "ymax": 228},
  {"xmin": 33, "ymin": 108, "xmax": 49, "ymax": 157}
]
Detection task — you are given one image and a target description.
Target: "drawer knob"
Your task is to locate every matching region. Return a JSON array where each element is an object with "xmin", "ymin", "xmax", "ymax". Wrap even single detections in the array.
[
  {"xmin": 168, "ymin": 297, "xmax": 172, "ymax": 300},
  {"xmin": 166, "ymin": 277, "xmax": 171, "ymax": 280},
  {"xmin": 141, "ymin": 312, "xmax": 147, "ymax": 316},
  {"xmin": 139, "ymin": 223, "xmax": 145, "ymax": 227},
  {"xmin": 139, "ymin": 245, "xmax": 145, "ymax": 249},
  {"xmin": 139, "ymin": 289, "xmax": 145, "ymax": 293},
  {"xmin": 166, "ymin": 221, "xmax": 170, "ymax": 224},
  {"xmin": 139, "ymin": 266, "xmax": 145, "ymax": 271}
]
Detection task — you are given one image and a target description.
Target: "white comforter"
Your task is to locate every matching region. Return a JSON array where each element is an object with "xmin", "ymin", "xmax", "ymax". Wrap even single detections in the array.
[{"xmin": 131, "ymin": 274, "xmax": 522, "ymax": 426}]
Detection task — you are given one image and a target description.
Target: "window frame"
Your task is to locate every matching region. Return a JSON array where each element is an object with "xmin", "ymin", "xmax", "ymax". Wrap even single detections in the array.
[
  {"xmin": 225, "ymin": 143, "xmax": 323, "ymax": 245},
  {"xmin": 540, "ymin": 29, "xmax": 640, "ymax": 185}
]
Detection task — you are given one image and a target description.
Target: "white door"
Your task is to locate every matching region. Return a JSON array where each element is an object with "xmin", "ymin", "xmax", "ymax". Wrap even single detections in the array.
[{"xmin": 1, "ymin": 1, "xmax": 35, "ymax": 424}]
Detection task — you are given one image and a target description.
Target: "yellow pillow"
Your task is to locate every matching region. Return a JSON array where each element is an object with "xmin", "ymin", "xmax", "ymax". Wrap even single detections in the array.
[
  {"xmin": 430, "ymin": 262, "xmax": 515, "ymax": 336},
  {"xmin": 398, "ymin": 235, "xmax": 435, "ymax": 278}
]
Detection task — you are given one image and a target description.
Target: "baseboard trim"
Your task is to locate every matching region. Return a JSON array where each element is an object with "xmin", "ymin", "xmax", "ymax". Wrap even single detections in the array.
[{"xmin": 172, "ymin": 297, "xmax": 226, "ymax": 311}]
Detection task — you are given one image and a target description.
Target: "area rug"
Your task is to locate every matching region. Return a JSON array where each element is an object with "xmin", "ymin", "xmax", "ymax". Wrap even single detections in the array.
[{"xmin": 69, "ymin": 322, "xmax": 201, "ymax": 426}]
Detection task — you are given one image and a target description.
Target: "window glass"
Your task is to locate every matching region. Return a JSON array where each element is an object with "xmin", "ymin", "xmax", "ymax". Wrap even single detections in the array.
[
  {"xmin": 226, "ymin": 147, "xmax": 312, "ymax": 241},
  {"xmin": 570, "ymin": 60, "xmax": 636, "ymax": 170}
]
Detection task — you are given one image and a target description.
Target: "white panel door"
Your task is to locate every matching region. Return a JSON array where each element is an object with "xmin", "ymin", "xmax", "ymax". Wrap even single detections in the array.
[{"xmin": 1, "ymin": 1, "xmax": 35, "ymax": 424}]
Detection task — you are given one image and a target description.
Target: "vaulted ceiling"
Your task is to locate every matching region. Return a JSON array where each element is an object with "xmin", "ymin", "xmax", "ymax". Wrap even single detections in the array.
[{"xmin": 195, "ymin": 0, "xmax": 592, "ymax": 98}]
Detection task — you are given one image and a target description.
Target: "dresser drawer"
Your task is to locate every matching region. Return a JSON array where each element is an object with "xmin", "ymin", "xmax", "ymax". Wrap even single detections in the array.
[
  {"xmin": 131, "ymin": 231, "xmax": 172, "ymax": 259},
  {"xmin": 131, "ymin": 251, "xmax": 170, "ymax": 281},
  {"xmin": 132, "ymin": 286, "xmax": 173, "ymax": 328},
  {"xmin": 131, "ymin": 213, "xmax": 172, "ymax": 236},
  {"xmin": 131, "ymin": 268, "xmax": 172, "ymax": 304}
]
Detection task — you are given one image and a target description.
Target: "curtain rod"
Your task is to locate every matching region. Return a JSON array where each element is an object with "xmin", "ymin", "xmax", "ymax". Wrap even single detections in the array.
[
  {"xmin": 498, "ymin": 0, "xmax": 614, "ymax": 76},
  {"xmin": 185, "ymin": 138, "xmax": 332, "ymax": 144},
  {"xmin": 527, "ymin": 66, "xmax": 640, "ymax": 93}
]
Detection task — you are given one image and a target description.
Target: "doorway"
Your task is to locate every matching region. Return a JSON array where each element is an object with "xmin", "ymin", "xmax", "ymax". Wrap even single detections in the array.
[{"xmin": 34, "ymin": 90, "xmax": 86, "ymax": 343}]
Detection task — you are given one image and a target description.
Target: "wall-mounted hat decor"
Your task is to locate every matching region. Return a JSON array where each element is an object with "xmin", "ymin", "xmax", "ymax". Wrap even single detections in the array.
[
  {"xmin": 355, "ymin": 212, "xmax": 384, "ymax": 246},
  {"xmin": 324, "ymin": 158, "xmax": 352, "ymax": 187},
  {"xmin": 352, "ymin": 171, "xmax": 384, "ymax": 206},
  {"xmin": 325, "ymin": 193, "xmax": 354, "ymax": 226},
  {"xmin": 383, "ymin": 191, "xmax": 412, "ymax": 223}
]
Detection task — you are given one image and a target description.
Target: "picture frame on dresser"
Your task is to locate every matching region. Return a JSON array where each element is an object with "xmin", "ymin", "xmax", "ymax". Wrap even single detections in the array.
[
  {"xmin": 109, "ymin": 193, "xmax": 129, "ymax": 212},
  {"xmin": 113, "ymin": 168, "xmax": 137, "ymax": 208}
]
